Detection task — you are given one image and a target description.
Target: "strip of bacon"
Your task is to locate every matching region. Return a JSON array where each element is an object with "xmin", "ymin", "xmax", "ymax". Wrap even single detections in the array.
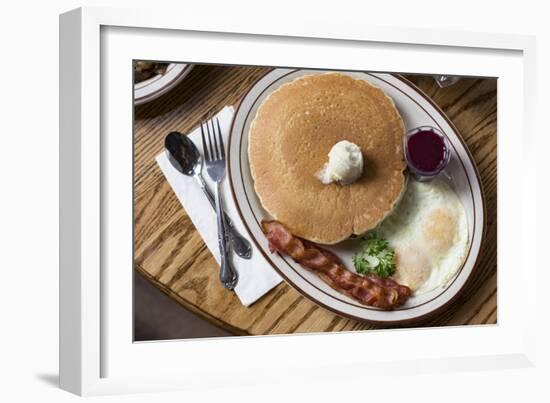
[{"xmin": 262, "ymin": 220, "xmax": 411, "ymax": 309}]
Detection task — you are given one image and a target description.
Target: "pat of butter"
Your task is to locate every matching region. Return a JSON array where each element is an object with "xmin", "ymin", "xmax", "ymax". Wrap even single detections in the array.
[{"xmin": 317, "ymin": 140, "xmax": 364, "ymax": 185}]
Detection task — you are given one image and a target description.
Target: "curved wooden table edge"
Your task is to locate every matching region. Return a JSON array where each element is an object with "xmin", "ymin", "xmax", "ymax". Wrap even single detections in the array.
[
  {"xmin": 135, "ymin": 261, "xmax": 494, "ymax": 334},
  {"xmin": 135, "ymin": 263, "xmax": 250, "ymax": 336}
]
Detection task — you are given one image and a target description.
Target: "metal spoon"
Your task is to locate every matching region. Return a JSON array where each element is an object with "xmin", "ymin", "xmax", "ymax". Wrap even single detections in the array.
[{"xmin": 164, "ymin": 131, "xmax": 253, "ymax": 260}]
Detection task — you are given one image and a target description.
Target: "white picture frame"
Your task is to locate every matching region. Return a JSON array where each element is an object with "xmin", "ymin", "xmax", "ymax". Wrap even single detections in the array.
[{"xmin": 59, "ymin": 6, "xmax": 537, "ymax": 396}]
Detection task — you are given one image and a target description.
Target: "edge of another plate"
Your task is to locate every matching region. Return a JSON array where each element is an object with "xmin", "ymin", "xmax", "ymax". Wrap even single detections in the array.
[{"xmin": 134, "ymin": 63, "xmax": 193, "ymax": 105}]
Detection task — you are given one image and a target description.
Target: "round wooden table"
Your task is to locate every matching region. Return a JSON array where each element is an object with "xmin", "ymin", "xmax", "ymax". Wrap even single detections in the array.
[{"xmin": 134, "ymin": 65, "xmax": 497, "ymax": 335}]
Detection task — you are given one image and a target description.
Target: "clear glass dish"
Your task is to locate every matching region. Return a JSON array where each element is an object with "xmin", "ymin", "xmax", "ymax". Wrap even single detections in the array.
[{"xmin": 404, "ymin": 125, "xmax": 451, "ymax": 181}]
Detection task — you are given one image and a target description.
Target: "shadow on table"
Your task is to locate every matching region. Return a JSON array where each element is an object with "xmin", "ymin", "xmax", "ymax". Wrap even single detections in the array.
[{"xmin": 134, "ymin": 270, "xmax": 233, "ymax": 341}]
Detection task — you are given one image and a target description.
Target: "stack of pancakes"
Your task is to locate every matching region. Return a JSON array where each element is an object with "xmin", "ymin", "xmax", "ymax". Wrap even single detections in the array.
[{"xmin": 248, "ymin": 73, "xmax": 406, "ymax": 245}]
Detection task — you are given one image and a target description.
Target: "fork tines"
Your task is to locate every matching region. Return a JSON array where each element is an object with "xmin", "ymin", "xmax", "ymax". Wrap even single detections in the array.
[{"xmin": 200, "ymin": 117, "xmax": 225, "ymax": 162}]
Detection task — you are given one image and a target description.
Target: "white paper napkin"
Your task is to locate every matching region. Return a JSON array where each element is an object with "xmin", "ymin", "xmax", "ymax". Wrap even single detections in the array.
[{"xmin": 156, "ymin": 106, "xmax": 282, "ymax": 306}]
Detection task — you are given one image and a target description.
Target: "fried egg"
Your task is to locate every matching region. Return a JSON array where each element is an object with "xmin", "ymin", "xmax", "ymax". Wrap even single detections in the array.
[{"xmin": 376, "ymin": 178, "xmax": 469, "ymax": 295}]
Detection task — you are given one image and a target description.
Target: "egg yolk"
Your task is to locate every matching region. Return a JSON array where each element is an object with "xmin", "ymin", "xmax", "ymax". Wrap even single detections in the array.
[
  {"xmin": 392, "ymin": 245, "xmax": 431, "ymax": 291},
  {"xmin": 421, "ymin": 208, "xmax": 457, "ymax": 257}
]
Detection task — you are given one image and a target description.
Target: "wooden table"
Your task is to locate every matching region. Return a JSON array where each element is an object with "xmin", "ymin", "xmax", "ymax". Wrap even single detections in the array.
[{"xmin": 134, "ymin": 65, "xmax": 497, "ymax": 335}]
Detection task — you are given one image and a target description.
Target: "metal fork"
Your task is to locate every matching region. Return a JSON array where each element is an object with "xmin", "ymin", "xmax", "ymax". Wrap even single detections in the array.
[{"xmin": 200, "ymin": 117, "xmax": 239, "ymax": 290}]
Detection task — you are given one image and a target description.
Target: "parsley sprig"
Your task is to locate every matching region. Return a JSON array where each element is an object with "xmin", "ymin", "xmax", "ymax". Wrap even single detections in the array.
[{"xmin": 352, "ymin": 233, "xmax": 396, "ymax": 278}]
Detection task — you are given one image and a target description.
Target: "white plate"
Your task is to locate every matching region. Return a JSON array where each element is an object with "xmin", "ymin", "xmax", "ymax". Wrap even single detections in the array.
[
  {"xmin": 228, "ymin": 69, "xmax": 486, "ymax": 324},
  {"xmin": 134, "ymin": 63, "xmax": 193, "ymax": 105}
]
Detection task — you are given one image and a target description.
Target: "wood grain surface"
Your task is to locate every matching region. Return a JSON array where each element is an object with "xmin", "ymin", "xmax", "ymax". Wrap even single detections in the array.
[{"xmin": 134, "ymin": 64, "xmax": 497, "ymax": 336}]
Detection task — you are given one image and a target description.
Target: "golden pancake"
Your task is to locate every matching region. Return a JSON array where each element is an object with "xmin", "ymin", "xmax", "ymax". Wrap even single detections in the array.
[{"xmin": 248, "ymin": 73, "xmax": 406, "ymax": 244}]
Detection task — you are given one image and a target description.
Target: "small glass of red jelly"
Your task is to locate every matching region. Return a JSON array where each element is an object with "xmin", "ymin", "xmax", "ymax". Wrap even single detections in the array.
[{"xmin": 404, "ymin": 126, "xmax": 451, "ymax": 181}]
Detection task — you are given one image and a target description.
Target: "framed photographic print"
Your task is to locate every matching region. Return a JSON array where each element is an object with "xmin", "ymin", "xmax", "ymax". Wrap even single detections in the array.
[{"xmin": 59, "ymin": 6, "xmax": 537, "ymax": 396}]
